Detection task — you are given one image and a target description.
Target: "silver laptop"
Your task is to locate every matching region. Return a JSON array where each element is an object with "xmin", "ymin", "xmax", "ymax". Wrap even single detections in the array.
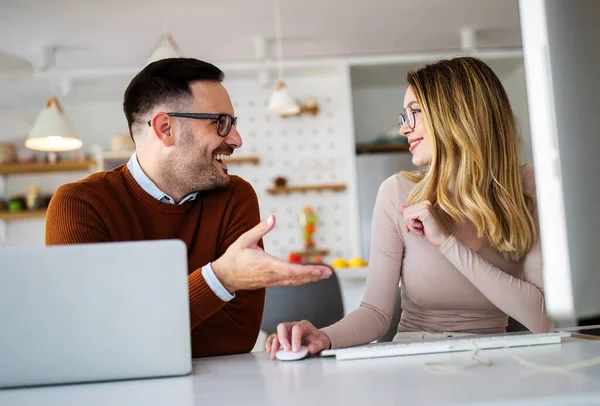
[{"xmin": 0, "ymin": 240, "xmax": 192, "ymax": 388}]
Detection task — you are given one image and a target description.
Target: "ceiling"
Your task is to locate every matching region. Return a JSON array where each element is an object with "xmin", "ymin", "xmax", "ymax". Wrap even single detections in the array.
[
  {"xmin": 0, "ymin": 0, "xmax": 523, "ymax": 114},
  {"xmin": 0, "ymin": 0, "xmax": 522, "ymax": 70},
  {"xmin": 351, "ymin": 57, "xmax": 524, "ymax": 88}
]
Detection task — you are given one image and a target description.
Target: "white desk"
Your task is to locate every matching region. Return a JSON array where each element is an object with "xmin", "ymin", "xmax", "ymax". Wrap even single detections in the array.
[{"xmin": 2, "ymin": 338, "xmax": 600, "ymax": 406}]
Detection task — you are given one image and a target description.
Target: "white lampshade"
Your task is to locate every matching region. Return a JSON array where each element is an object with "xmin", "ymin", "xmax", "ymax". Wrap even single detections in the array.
[
  {"xmin": 146, "ymin": 33, "xmax": 182, "ymax": 65},
  {"xmin": 267, "ymin": 81, "xmax": 300, "ymax": 115},
  {"xmin": 25, "ymin": 97, "xmax": 82, "ymax": 152}
]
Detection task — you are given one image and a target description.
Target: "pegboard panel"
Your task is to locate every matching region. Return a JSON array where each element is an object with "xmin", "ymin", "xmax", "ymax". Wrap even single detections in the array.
[{"xmin": 224, "ymin": 73, "xmax": 358, "ymax": 261}]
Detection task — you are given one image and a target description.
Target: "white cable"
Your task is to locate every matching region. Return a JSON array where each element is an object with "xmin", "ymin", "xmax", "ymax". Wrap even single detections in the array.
[
  {"xmin": 424, "ymin": 348, "xmax": 493, "ymax": 373},
  {"xmin": 509, "ymin": 351, "xmax": 600, "ymax": 372},
  {"xmin": 424, "ymin": 337, "xmax": 600, "ymax": 374},
  {"xmin": 273, "ymin": 0, "xmax": 284, "ymax": 81},
  {"xmin": 161, "ymin": 0, "xmax": 168, "ymax": 33},
  {"xmin": 424, "ymin": 340, "xmax": 493, "ymax": 373}
]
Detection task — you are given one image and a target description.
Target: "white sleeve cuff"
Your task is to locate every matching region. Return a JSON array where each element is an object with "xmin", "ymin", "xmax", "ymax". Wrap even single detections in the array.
[{"xmin": 201, "ymin": 263, "xmax": 235, "ymax": 302}]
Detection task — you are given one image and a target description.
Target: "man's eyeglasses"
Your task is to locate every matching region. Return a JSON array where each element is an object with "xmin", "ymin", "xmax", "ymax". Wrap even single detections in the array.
[
  {"xmin": 147, "ymin": 113, "xmax": 238, "ymax": 137},
  {"xmin": 398, "ymin": 106, "xmax": 422, "ymax": 129}
]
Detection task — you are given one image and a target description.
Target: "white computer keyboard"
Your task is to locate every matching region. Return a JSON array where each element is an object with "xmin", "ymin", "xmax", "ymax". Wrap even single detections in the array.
[{"xmin": 321, "ymin": 331, "xmax": 571, "ymax": 361}]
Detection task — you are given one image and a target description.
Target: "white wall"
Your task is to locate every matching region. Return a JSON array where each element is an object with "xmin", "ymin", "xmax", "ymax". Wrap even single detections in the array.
[
  {"xmin": 350, "ymin": 59, "xmax": 532, "ymax": 158},
  {"xmin": 351, "ymin": 64, "xmax": 413, "ymax": 144},
  {"xmin": 503, "ymin": 63, "xmax": 533, "ymax": 164},
  {"xmin": 356, "ymin": 152, "xmax": 415, "ymax": 257}
]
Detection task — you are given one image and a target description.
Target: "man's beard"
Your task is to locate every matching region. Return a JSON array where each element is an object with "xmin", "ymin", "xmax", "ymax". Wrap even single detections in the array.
[
  {"xmin": 202, "ymin": 159, "xmax": 229, "ymax": 190},
  {"xmin": 175, "ymin": 153, "xmax": 229, "ymax": 192},
  {"xmin": 163, "ymin": 142, "xmax": 230, "ymax": 195}
]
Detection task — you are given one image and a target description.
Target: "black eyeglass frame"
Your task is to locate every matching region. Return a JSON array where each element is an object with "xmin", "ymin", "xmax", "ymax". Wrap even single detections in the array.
[
  {"xmin": 398, "ymin": 107, "xmax": 422, "ymax": 129},
  {"xmin": 147, "ymin": 113, "xmax": 238, "ymax": 137}
]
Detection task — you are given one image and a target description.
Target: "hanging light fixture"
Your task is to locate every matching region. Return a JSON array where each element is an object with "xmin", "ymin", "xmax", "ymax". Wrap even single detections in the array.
[
  {"xmin": 267, "ymin": 0, "xmax": 300, "ymax": 115},
  {"xmin": 145, "ymin": 1, "xmax": 182, "ymax": 66},
  {"xmin": 146, "ymin": 33, "xmax": 182, "ymax": 65},
  {"xmin": 25, "ymin": 97, "xmax": 82, "ymax": 163},
  {"xmin": 268, "ymin": 80, "xmax": 300, "ymax": 115}
]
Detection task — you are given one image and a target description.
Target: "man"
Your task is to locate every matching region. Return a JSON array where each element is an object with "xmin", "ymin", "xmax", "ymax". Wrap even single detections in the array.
[{"xmin": 45, "ymin": 58, "xmax": 332, "ymax": 358}]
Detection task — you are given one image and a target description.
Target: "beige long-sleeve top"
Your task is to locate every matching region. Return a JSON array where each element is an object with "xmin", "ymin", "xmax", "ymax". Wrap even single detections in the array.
[{"xmin": 322, "ymin": 164, "xmax": 552, "ymax": 349}]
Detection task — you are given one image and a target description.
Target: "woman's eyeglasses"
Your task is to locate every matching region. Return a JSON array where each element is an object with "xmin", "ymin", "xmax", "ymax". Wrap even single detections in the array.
[
  {"xmin": 147, "ymin": 113, "xmax": 238, "ymax": 137},
  {"xmin": 398, "ymin": 106, "xmax": 422, "ymax": 129}
]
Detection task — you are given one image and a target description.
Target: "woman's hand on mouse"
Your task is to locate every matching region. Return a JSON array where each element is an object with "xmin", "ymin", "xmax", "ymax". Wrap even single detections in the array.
[
  {"xmin": 400, "ymin": 200, "xmax": 449, "ymax": 248},
  {"xmin": 265, "ymin": 320, "xmax": 331, "ymax": 360}
]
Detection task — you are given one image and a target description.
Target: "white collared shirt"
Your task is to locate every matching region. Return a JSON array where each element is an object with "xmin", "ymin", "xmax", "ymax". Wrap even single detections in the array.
[{"xmin": 127, "ymin": 152, "xmax": 198, "ymax": 204}]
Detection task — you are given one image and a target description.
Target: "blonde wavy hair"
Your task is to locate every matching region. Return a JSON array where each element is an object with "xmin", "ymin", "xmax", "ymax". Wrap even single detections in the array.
[{"xmin": 401, "ymin": 57, "xmax": 535, "ymax": 260}]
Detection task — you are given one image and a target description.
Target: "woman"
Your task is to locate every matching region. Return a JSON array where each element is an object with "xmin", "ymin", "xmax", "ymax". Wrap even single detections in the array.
[{"xmin": 266, "ymin": 57, "xmax": 552, "ymax": 357}]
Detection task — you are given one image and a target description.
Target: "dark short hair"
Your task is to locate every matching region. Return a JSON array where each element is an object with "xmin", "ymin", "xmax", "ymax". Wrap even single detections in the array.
[{"xmin": 123, "ymin": 58, "xmax": 224, "ymax": 139}]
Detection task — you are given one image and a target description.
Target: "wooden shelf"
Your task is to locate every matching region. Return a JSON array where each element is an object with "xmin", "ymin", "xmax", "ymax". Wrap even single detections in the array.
[
  {"xmin": 291, "ymin": 248, "xmax": 330, "ymax": 257},
  {"xmin": 226, "ymin": 156, "xmax": 260, "ymax": 165},
  {"xmin": 0, "ymin": 161, "xmax": 96, "ymax": 175},
  {"xmin": 355, "ymin": 143, "xmax": 410, "ymax": 154},
  {"xmin": 266, "ymin": 183, "xmax": 347, "ymax": 195},
  {"xmin": 0, "ymin": 209, "xmax": 46, "ymax": 221}
]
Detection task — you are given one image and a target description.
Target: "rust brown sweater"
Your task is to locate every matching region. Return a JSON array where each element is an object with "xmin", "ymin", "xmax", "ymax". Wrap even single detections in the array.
[{"xmin": 45, "ymin": 165, "xmax": 265, "ymax": 358}]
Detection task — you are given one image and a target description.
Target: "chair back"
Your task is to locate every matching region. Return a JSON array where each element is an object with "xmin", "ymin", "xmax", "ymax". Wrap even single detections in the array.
[{"xmin": 261, "ymin": 264, "xmax": 344, "ymax": 333}]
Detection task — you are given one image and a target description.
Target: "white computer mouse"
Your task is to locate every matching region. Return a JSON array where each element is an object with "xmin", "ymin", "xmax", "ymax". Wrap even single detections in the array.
[{"xmin": 275, "ymin": 346, "xmax": 310, "ymax": 361}]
